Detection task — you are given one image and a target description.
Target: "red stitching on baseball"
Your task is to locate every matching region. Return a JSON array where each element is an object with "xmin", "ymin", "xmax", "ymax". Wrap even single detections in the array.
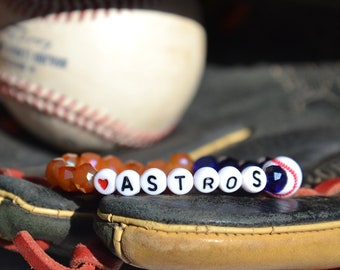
[
  {"xmin": 0, "ymin": 0, "xmax": 160, "ymax": 22},
  {"xmin": 271, "ymin": 158, "xmax": 299, "ymax": 198},
  {"xmin": 0, "ymin": 73, "xmax": 173, "ymax": 147}
]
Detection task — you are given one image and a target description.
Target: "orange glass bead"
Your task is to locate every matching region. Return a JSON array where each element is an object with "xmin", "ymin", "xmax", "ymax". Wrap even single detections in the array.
[
  {"xmin": 168, "ymin": 153, "xmax": 194, "ymax": 172},
  {"xmin": 57, "ymin": 166, "xmax": 78, "ymax": 192},
  {"xmin": 145, "ymin": 159, "xmax": 171, "ymax": 175},
  {"xmin": 124, "ymin": 160, "xmax": 145, "ymax": 174},
  {"xmin": 45, "ymin": 158, "xmax": 65, "ymax": 187},
  {"xmin": 99, "ymin": 155, "xmax": 125, "ymax": 173},
  {"xmin": 72, "ymin": 163, "xmax": 96, "ymax": 193},
  {"xmin": 62, "ymin": 153, "xmax": 78, "ymax": 167},
  {"xmin": 77, "ymin": 152, "xmax": 102, "ymax": 169}
]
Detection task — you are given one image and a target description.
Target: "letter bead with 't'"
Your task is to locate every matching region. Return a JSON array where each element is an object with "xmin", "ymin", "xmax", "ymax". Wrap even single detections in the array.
[{"xmin": 167, "ymin": 168, "xmax": 193, "ymax": 195}]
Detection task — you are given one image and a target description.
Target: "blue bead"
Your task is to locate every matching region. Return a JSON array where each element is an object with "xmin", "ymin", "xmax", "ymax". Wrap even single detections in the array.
[
  {"xmin": 264, "ymin": 165, "xmax": 288, "ymax": 193},
  {"xmin": 218, "ymin": 157, "xmax": 240, "ymax": 170},
  {"xmin": 193, "ymin": 156, "xmax": 219, "ymax": 172},
  {"xmin": 240, "ymin": 160, "xmax": 260, "ymax": 170}
]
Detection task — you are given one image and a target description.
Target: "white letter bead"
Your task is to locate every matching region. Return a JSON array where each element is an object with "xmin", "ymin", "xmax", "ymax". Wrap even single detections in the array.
[
  {"xmin": 93, "ymin": 168, "xmax": 117, "ymax": 195},
  {"xmin": 116, "ymin": 170, "xmax": 141, "ymax": 196},
  {"xmin": 242, "ymin": 166, "xmax": 267, "ymax": 193},
  {"xmin": 167, "ymin": 168, "xmax": 194, "ymax": 195},
  {"xmin": 194, "ymin": 167, "xmax": 219, "ymax": 193},
  {"xmin": 218, "ymin": 166, "xmax": 243, "ymax": 193},
  {"xmin": 140, "ymin": 168, "xmax": 167, "ymax": 195}
]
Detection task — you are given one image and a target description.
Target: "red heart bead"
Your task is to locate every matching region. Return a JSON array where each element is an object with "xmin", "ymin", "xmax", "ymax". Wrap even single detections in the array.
[{"xmin": 98, "ymin": 179, "xmax": 109, "ymax": 190}]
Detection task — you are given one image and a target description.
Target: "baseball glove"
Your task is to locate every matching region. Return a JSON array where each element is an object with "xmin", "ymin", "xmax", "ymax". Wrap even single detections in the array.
[{"xmin": 1, "ymin": 149, "xmax": 340, "ymax": 270}]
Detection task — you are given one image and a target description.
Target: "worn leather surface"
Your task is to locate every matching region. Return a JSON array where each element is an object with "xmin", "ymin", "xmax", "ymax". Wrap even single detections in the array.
[
  {"xmin": 0, "ymin": 175, "xmax": 98, "ymax": 256},
  {"xmin": 95, "ymin": 220, "xmax": 340, "ymax": 270},
  {"xmin": 98, "ymin": 194, "xmax": 340, "ymax": 227},
  {"xmin": 0, "ymin": 175, "xmax": 98, "ymax": 210}
]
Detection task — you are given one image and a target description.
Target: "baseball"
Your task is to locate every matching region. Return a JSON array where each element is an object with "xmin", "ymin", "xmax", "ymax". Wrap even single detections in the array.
[
  {"xmin": 0, "ymin": 0, "xmax": 206, "ymax": 151},
  {"xmin": 262, "ymin": 156, "xmax": 303, "ymax": 198}
]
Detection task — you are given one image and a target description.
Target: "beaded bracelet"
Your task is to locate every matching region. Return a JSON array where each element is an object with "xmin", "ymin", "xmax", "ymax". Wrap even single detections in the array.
[
  {"xmin": 45, "ymin": 152, "xmax": 302, "ymax": 198},
  {"xmin": 45, "ymin": 152, "xmax": 193, "ymax": 193}
]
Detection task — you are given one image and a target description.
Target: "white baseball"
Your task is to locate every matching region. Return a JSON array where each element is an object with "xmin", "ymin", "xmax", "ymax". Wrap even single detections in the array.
[
  {"xmin": 262, "ymin": 156, "xmax": 303, "ymax": 198},
  {"xmin": 0, "ymin": 0, "xmax": 206, "ymax": 151}
]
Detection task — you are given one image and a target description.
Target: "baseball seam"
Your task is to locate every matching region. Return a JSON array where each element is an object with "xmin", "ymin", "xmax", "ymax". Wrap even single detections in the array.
[
  {"xmin": 1, "ymin": 0, "xmax": 160, "ymax": 22},
  {"xmin": 0, "ymin": 72, "xmax": 173, "ymax": 147},
  {"xmin": 271, "ymin": 158, "xmax": 299, "ymax": 198}
]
